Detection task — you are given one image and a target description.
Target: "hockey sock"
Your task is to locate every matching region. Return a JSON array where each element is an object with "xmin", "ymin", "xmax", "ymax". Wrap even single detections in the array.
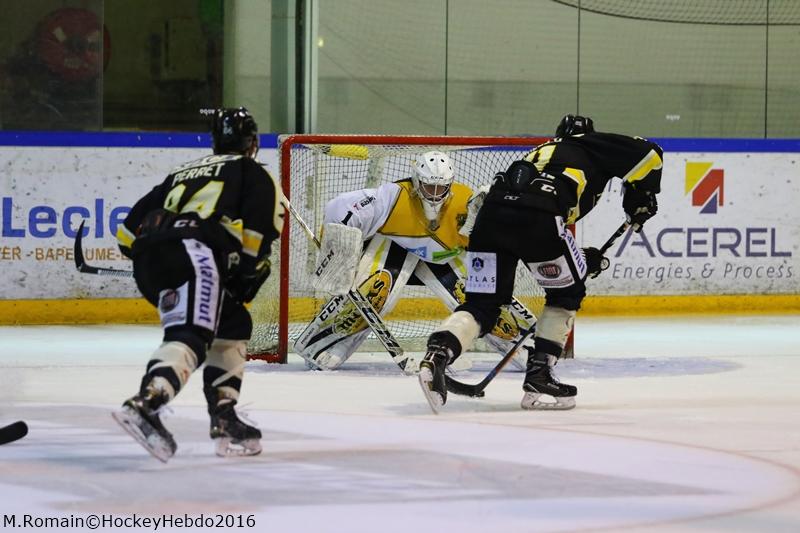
[
  {"xmin": 143, "ymin": 342, "xmax": 200, "ymax": 401},
  {"xmin": 433, "ymin": 310, "xmax": 481, "ymax": 356},
  {"xmin": 203, "ymin": 339, "xmax": 247, "ymax": 408},
  {"xmin": 534, "ymin": 306, "xmax": 575, "ymax": 357}
]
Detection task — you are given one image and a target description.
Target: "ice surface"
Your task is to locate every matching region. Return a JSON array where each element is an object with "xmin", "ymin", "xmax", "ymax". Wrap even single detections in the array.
[{"xmin": 1, "ymin": 315, "xmax": 799, "ymax": 532}]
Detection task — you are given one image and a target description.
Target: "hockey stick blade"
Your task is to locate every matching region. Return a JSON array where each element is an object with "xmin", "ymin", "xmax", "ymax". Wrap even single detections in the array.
[
  {"xmin": 74, "ymin": 220, "xmax": 134, "ymax": 277},
  {"xmin": 445, "ymin": 325, "xmax": 536, "ymax": 398},
  {"xmin": 0, "ymin": 421, "xmax": 28, "ymax": 445}
]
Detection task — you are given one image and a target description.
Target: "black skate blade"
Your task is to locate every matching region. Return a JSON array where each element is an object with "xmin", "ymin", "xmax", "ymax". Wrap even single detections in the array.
[
  {"xmin": 0, "ymin": 421, "xmax": 28, "ymax": 445},
  {"xmin": 111, "ymin": 410, "xmax": 174, "ymax": 463},
  {"xmin": 418, "ymin": 367, "xmax": 443, "ymax": 414}
]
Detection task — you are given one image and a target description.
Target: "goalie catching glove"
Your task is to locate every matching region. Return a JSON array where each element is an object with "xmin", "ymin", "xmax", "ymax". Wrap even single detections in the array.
[
  {"xmin": 458, "ymin": 184, "xmax": 490, "ymax": 237},
  {"xmin": 312, "ymin": 223, "xmax": 363, "ymax": 295}
]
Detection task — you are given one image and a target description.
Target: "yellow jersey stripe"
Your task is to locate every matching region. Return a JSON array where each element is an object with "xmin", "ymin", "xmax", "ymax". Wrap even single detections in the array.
[
  {"xmin": 623, "ymin": 149, "xmax": 663, "ymax": 184},
  {"xmin": 116, "ymin": 226, "xmax": 135, "ymax": 249},
  {"xmin": 562, "ymin": 167, "xmax": 587, "ymax": 224},
  {"xmin": 242, "ymin": 228, "xmax": 264, "ymax": 257}
]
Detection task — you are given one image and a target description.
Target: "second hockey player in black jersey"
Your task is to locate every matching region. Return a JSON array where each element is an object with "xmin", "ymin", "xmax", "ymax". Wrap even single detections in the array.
[
  {"xmin": 419, "ymin": 114, "xmax": 662, "ymax": 412},
  {"xmin": 113, "ymin": 108, "xmax": 284, "ymax": 461}
]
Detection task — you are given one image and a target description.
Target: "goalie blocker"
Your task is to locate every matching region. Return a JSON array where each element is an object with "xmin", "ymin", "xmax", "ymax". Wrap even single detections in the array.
[{"xmin": 312, "ymin": 223, "xmax": 362, "ymax": 294}]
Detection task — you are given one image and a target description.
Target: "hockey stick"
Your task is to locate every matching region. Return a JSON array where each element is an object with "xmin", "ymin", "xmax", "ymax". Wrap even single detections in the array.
[
  {"xmin": 600, "ymin": 221, "xmax": 630, "ymax": 254},
  {"xmin": 444, "ymin": 325, "xmax": 536, "ymax": 398},
  {"xmin": 282, "ymin": 200, "xmax": 415, "ymax": 375},
  {"xmin": 445, "ymin": 221, "xmax": 630, "ymax": 398},
  {"xmin": 74, "ymin": 221, "xmax": 134, "ymax": 278},
  {"xmin": 0, "ymin": 421, "xmax": 28, "ymax": 445}
]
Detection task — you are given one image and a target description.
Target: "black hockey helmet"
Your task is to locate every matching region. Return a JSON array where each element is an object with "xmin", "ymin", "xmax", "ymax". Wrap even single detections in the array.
[
  {"xmin": 494, "ymin": 160, "xmax": 542, "ymax": 193},
  {"xmin": 211, "ymin": 107, "xmax": 259, "ymax": 155},
  {"xmin": 556, "ymin": 114, "xmax": 594, "ymax": 138}
]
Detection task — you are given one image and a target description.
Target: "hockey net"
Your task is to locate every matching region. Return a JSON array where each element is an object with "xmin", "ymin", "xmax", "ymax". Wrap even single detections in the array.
[{"xmin": 247, "ymin": 134, "xmax": 572, "ymax": 363}]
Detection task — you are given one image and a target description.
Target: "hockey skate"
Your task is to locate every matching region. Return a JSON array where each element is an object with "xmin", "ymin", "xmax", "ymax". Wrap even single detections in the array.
[
  {"xmin": 521, "ymin": 355, "xmax": 577, "ymax": 411},
  {"xmin": 418, "ymin": 333, "xmax": 458, "ymax": 414},
  {"xmin": 208, "ymin": 400, "xmax": 262, "ymax": 457},
  {"xmin": 112, "ymin": 389, "xmax": 177, "ymax": 463}
]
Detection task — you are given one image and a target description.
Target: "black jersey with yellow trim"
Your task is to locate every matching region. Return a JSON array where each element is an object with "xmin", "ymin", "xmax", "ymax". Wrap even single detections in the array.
[
  {"xmin": 117, "ymin": 154, "xmax": 283, "ymax": 276},
  {"xmin": 524, "ymin": 132, "xmax": 663, "ymax": 223}
]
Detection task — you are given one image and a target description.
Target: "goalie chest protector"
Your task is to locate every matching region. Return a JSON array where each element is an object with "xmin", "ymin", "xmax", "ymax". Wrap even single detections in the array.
[{"xmin": 378, "ymin": 180, "xmax": 471, "ymax": 257}]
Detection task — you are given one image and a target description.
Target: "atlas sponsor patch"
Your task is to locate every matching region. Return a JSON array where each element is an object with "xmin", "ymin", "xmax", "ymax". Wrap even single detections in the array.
[
  {"xmin": 527, "ymin": 256, "xmax": 575, "ymax": 288},
  {"xmin": 466, "ymin": 251, "xmax": 497, "ymax": 293}
]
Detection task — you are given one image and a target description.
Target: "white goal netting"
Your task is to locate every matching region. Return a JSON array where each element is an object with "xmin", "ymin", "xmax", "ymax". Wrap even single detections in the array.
[{"xmin": 247, "ymin": 135, "xmax": 563, "ymax": 363}]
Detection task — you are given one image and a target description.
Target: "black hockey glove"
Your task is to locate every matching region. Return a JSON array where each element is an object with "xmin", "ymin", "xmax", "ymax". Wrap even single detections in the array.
[
  {"xmin": 582, "ymin": 247, "xmax": 609, "ymax": 279},
  {"xmin": 622, "ymin": 184, "xmax": 658, "ymax": 233},
  {"xmin": 227, "ymin": 258, "xmax": 271, "ymax": 304}
]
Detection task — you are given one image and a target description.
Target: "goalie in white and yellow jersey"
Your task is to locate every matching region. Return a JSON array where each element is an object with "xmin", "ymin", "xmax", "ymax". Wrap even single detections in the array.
[{"xmin": 294, "ymin": 151, "xmax": 537, "ymax": 371}]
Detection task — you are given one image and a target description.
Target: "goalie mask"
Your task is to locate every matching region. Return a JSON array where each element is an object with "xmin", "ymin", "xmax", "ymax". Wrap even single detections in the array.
[{"xmin": 412, "ymin": 151, "xmax": 455, "ymax": 229}]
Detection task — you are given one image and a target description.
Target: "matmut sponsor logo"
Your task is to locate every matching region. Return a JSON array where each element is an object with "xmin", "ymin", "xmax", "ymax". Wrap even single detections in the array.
[{"xmin": 686, "ymin": 162, "xmax": 724, "ymax": 214}]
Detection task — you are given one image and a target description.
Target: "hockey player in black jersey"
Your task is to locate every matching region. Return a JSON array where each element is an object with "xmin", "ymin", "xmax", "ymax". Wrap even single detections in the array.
[
  {"xmin": 113, "ymin": 108, "xmax": 284, "ymax": 461},
  {"xmin": 419, "ymin": 114, "xmax": 662, "ymax": 412}
]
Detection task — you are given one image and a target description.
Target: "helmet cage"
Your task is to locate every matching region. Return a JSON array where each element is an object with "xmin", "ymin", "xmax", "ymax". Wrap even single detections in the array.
[{"xmin": 411, "ymin": 151, "xmax": 455, "ymax": 224}]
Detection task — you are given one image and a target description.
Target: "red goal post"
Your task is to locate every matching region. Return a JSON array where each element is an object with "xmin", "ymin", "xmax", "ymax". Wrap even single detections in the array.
[{"xmin": 247, "ymin": 134, "xmax": 576, "ymax": 363}]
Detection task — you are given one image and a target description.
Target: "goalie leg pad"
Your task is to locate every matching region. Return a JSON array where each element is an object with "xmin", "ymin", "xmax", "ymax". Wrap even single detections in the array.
[
  {"xmin": 295, "ymin": 237, "xmax": 417, "ymax": 369},
  {"xmin": 310, "ymin": 329, "xmax": 371, "ymax": 370}
]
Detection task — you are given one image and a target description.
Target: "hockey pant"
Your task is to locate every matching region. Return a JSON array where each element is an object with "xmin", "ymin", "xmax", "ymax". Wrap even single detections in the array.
[
  {"xmin": 134, "ymin": 238, "xmax": 253, "ymax": 404},
  {"xmin": 293, "ymin": 235, "xmax": 537, "ymax": 370},
  {"xmin": 459, "ymin": 209, "xmax": 586, "ymax": 361}
]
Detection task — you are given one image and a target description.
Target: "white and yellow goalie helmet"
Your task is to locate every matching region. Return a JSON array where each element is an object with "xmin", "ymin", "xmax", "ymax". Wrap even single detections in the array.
[{"xmin": 411, "ymin": 151, "xmax": 455, "ymax": 228}]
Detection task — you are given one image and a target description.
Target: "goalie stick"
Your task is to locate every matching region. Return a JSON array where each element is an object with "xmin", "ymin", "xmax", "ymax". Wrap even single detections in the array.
[
  {"xmin": 445, "ymin": 221, "xmax": 631, "ymax": 398},
  {"xmin": 0, "ymin": 421, "xmax": 28, "ymax": 445},
  {"xmin": 74, "ymin": 221, "xmax": 134, "ymax": 278},
  {"xmin": 283, "ymin": 200, "xmax": 416, "ymax": 375}
]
